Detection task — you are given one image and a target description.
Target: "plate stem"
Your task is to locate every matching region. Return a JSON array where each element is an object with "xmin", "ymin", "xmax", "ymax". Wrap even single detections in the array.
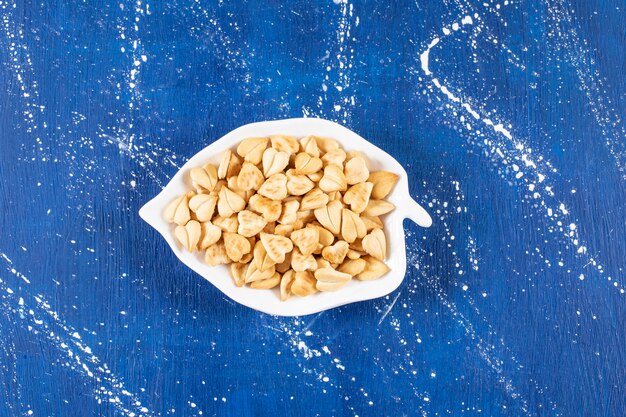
[{"xmin": 401, "ymin": 196, "xmax": 432, "ymax": 228}]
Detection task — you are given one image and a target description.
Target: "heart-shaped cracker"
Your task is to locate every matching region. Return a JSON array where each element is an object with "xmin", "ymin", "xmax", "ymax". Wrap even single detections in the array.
[
  {"xmin": 217, "ymin": 149, "xmax": 242, "ymax": 180},
  {"xmin": 318, "ymin": 164, "xmax": 347, "ymax": 193},
  {"xmin": 286, "ymin": 169, "xmax": 314, "ymax": 196},
  {"xmin": 343, "ymin": 182, "xmax": 373, "ymax": 214},
  {"xmin": 314, "ymin": 267, "xmax": 352, "ymax": 283},
  {"xmin": 204, "ymin": 241, "xmax": 229, "ymax": 266},
  {"xmin": 344, "ymin": 156, "xmax": 369, "ymax": 185},
  {"xmin": 321, "ymin": 149, "xmax": 346, "ymax": 167},
  {"xmin": 321, "ymin": 240, "xmax": 349, "ymax": 264},
  {"xmin": 237, "ymin": 162, "xmax": 265, "ymax": 191},
  {"xmin": 315, "ymin": 136, "xmax": 340, "ymax": 154},
  {"xmin": 315, "ymin": 268, "xmax": 351, "ymax": 291},
  {"xmin": 262, "ymin": 147, "xmax": 290, "ymax": 178},
  {"xmin": 300, "ymin": 188, "xmax": 329, "ymax": 211},
  {"xmin": 260, "ymin": 232, "xmax": 294, "ymax": 263},
  {"xmin": 253, "ymin": 241, "xmax": 277, "ymax": 272},
  {"xmin": 290, "ymin": 248, "xmax": 317, "ymax": 272},
  {"xmin": 217, "ymin": 186, "xmax": 246, "ymax": 217},
  {"xmin": 361, "ymin": 215, "xmax": 383, "ymax": 232},
  {"xmin": 290, "ymin": 227, "xmax": 319, "ymax": 256},
  {"xmin": 341, "ymin": 208, "xmax": 367, "ymax": 244},
  {"xmin": 258, "ymin": 173, "xmax": 288, "ymax": 201},
  {"xmin": 300, "ymin": 135, "xmax": 321, "ymax": 157},
  {"xmin": 362, "ymin": 199, "xmax": 395, "ymax": 217},
  {"xmin": 278, "ymin": 199, "xmax": 300, "ymax": 225},
  {"xmin": 316, "ymin": 280, "xmax": 348, "ymax": 292},
  {"xmin": 294, "ymin": 152, "xmax": 323, "ymax": 175},
  {"xmin": 236, "ymin": 137, "xmax": 268, "ymax": 165},
  {"xmin": 362, "ymin": 228, "xmax": 386, "ymax": 261},
  {"xmin": 270, "ymin": 135, "xmax": 300, "ymax": 155},
  {"xmin": 249, "ymin": 194, "xmax": 283, "ymax": 222},
  {"xmin": 189, "ymin": 163, "xmax": 218, "ymax": 192},
  {"xmin": 174, "ymin": 220, "xmax": 201, "ymax": 251},
  {"xmin": 188, "ymin": 194, "xmax": 217, "ymax": 222},
  {"xmin": 290, "ymin": 271, "xmax": 317, "ymax": 297},
  {"xmin": 280, "ymin": 270, "xmax": 295, "ymax": 301},
  {"xmin": 244, "ymin": 261, "xmax": 276, "ymax": 283},
  {"xmin": 338, "ymin": 258, "xmax": 367, "ymax": 277},
  {"xmin": 164, "ymin": 194, "xmax": 191, "ymax": 226},
  {"xmin": 230, "ymin": 262, "xmax": 248, "ymax": 287},
  {"xmin": 212, "ymin": 215, "xmax": 238, "ymax": 233},
  {"xmin": 198, "ymin": 222, "xmax": 222, "ymax": 250},
  {"xmin": 249, "ymin": 271, "xmax": 281, "ymax": 289},
  {"xmin": 367, "ymin": 171, "xmax": 399, "ymax": 200},
  {"xmin": 237, "ymin": 210, "xmax": 267, "ymax": 237},
  {"xmin": 355, "ymin": 255, "xmax": 390, "ymax": 280},
  {"xmin": 313, "ymin": 200, "xmax": 343, "ymax": 235},
  {"xmin": 223, "ymin": 232, "xmax": 252, "ymax": 262}
]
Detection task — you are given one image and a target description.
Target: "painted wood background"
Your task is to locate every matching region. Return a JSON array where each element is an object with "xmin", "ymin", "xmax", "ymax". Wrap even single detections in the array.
[{"xmin": 0, "ymin": 0, "xmax": 624, "ymax": 416}]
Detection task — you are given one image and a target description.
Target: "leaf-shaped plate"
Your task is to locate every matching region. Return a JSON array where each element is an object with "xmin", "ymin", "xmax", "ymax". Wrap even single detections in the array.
[{"xmin": 139, "ymin": 118, "xmax": 431, "ymax": 316}]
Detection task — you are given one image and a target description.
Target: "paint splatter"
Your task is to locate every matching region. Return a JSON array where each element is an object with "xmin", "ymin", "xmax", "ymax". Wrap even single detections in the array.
[
  {"xmin": 418, "ymin": 8, "xmax": 622, "ymax": 294},
  {"xmin": 0, "ymin": 253, "xmax": 152, "ymax": 417}
]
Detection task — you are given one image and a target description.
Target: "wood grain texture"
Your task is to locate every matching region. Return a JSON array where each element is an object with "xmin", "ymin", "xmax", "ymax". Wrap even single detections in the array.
[{"xmin": 0, "ymin": 0, "xmax": 624, "ymax": 416}]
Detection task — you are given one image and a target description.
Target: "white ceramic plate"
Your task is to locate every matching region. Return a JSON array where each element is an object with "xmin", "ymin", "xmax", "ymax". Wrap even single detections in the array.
[{"xmin": 139, "ymin": 118, "xmax": 431, "ymax": 316}]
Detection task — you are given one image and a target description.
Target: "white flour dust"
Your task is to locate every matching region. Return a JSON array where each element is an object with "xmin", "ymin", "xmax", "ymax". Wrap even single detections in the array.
[
  {"xmin": 402, "ymin": 178, "xmax": 560, "ymax": 415},
  {"xmin": 0, "ymin": 1, "xmax": 47, "ymax": 156},
  {"xmin": 304, "ymin": 0, "xmax": 358, "ymax": 124},
  {"xmin": 187, "ymin": 0, "xmax": 256, "ymax": 95},
  {"xmin": 116, "ymin": 0, "xmax": 151, "ymax": 153},
  {"xmin": 418, "ymin": 7, "xmax": 623, "ymax": 294},
  {"xmin": 100, "ymin": 1, "xmax": 259, "ymax": 191},
  {"xmin": 545, "ymin": 0, "xmax": 626, "ymax": 180},
  {"xmin": 0, "ymin": 253, "xmax": 152, "ymax": 417},
  {"xmin": 263, "ymin": 315, "xmax": 376, "ymax": 410}
]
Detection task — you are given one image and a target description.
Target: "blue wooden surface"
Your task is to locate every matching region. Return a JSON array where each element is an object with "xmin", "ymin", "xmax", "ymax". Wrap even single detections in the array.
[{"xmin": 0, "ymin": 1, "xmax": 624, "ymax": 416}]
